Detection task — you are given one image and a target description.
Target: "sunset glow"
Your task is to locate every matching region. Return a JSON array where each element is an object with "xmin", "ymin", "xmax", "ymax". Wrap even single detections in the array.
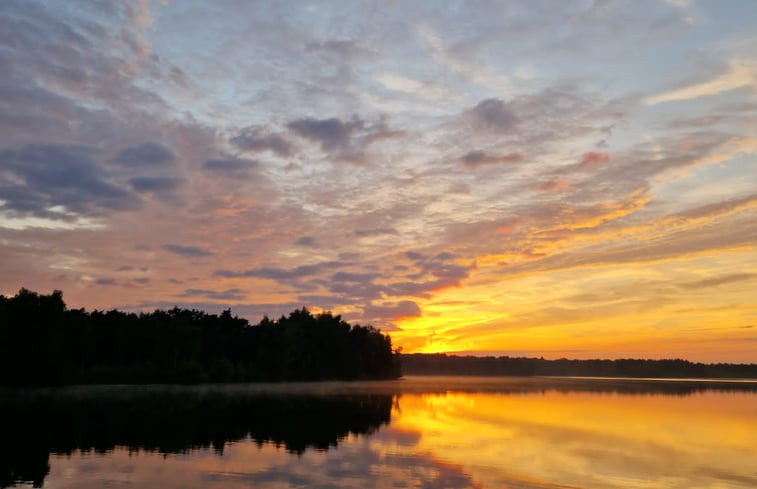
[{"xmin": 1, "ymin": 1, "xmax": 755, "ymax": 362}]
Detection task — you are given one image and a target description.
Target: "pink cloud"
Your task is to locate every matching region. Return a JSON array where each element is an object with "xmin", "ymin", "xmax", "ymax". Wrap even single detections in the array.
[
  {"xmin": 496, "ymin": 218, "xmax": 521, "ymax": 234},
  {"xmin": 538, "ymin": 179, "xmax": 571, "ymax": 192},
  {"xmin": 461, "ymin": 150, "xmax": 525, "ymax": 169},
  {"xmin": 579, "ymin": 151, "xmax": 611, "ymax": 169}
]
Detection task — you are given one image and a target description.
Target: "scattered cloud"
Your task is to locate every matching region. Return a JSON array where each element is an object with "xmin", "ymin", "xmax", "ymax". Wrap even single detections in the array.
[
  {"xmin": 130, "ymin": 176, "xmax": 183, "ymax": 193},
  {"xmin": 113, "ymin": 142, "xmax": 176, "ymax": 166},
  {"xmin": 461, "ymin": 150, "xmax": 524, "ymax": 168},
  {"xmin": 363, "ymin": 300, "xmax": 422, "ymax": 321},
  {"xmin": 231, "ymin": 127, "xmax": 294, "ymax": 157},
  {"xmin": 0, "ymin": 144, "xmax": 138, "ymax": 218},
  {"xmin": 286, "ymin": 116, "xmax": 402, "ymax": 161},
  {"xmin": 294, "ymin": 236, "xmax": 318, "ymax": 247},
  {"xmin": 469, "ymin": 98, "xmax": 518, "ymax": 131},
  {"xmin": 180, "ymin": 288, "xmax": 247, "ymax": 301},
  {"xmin": 287, "ymin": 117, "xmax": 361, "ymax": 151},
  {"xmin": 214, "ymin": 261, "xmax": 343, "ymax": 280},
  {"xmin": 644, "ymin": 59, "xmax": 756, "ymax": 105},
  {"xmin": 578, "ymin": 151, "xmax": 611, "ymax": 168},
  {"xmin": 203, "ymin": 157, "xmax": 260, "ymax": 178},
  {"xmin": 680, "ymin": 273, "xmax": 755, "ymax": 290},
  {"xmin": 163, "ymin": 244, "xmax": 214, "ymax": 258},
  {"xmin": 538, "ymin": 179, "xmax": 571, "ymax": 192}
]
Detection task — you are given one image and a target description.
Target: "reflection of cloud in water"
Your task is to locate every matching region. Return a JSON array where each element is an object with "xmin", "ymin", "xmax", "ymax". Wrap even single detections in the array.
[
  {"xmin": 45, "ymin": 429, "xmax": 483, "ymax": 489},
  {"xmin": 15, "ymin": 382, "xmax": 757, "ymax": 489},
  {"xmin": 202, "ymin": 432, "xmax": 483, "ymax": 489},
  {"xmin": 393, "ymin": 391, "xmax": 757, "ymax": 489}
]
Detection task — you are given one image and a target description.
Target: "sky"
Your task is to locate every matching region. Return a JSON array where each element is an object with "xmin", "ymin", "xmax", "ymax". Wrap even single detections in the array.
[{"xmin": 1, "ymin": 0, "xmax": 755, "ymax": 362}]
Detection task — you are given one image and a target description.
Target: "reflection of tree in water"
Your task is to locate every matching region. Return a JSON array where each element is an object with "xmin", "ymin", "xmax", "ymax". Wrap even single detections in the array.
[{"xmin": 0, "ymin": 388, "xmax": 393, "ymax": 488}]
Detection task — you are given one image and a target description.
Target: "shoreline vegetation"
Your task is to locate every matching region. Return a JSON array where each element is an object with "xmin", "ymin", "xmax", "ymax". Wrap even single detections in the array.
[
  {"xmin": 0, "ymin": 289, "xmax": 401, "ymax": 385},
  {"xmin": 2, "ymin": 289, "xmax": 755, "ymax": 385},
  {"xmin": 401, "ymin": 353, "xmax": 757, "ymax": 379}
]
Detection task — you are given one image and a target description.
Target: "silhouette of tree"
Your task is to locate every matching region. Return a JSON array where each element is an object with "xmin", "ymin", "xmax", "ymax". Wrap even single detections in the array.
[
  {"xmin": 0, "ymin": 289, "xmax": 401, "ymax": 385},
  {"xmin": 400, "ymin": 353, "xmax": 757, "ymax": 378}
]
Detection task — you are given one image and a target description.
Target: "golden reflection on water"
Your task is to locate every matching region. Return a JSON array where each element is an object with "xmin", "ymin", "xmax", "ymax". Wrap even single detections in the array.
[
  {"xmin": 392, "ymin": 390, "xmax": 757, "ymax": 488},
  {"xmin": 38, "ymin": 385, "xmax": 757, "ymax": 489}
]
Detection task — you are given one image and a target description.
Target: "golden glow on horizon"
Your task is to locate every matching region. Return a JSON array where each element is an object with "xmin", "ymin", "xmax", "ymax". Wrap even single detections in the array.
[{"xmin": 393, "ymin": 246, "xmax": 757, "ymax": 362}]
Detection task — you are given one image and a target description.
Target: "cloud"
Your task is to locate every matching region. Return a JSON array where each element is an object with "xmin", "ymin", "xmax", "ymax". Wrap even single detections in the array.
[
  {"xmin": 128, "ymin": 176, "xmax": 183, "ymax": 204},
  {"xmin": 499, "ymin": 212, "xmax": 757, "ymax": 278},
  {"xmin": 327, "ymin": 281, "xmax": 385, "ymax": 302},
  {"xmin": 163, "ymin": 244, "xmax": 213, "ymax": 258},
  {"xmin": 578, "ymin": 151, "xmax": 611, "ymax": 168},
  {"xmin": 675, "ymin": 193, "xmax": 757, "ymax": 222},
  {"xmin": 460, "ymin": 150, "xmax": 524, "ymax": 168},
  {"xmin": 203, "ymin": 157, "xmax": 259, "ymax": 178},
  {"xmin": 305, "ymin": 39, "xmax": 376, "ymax": 60},
  {"xmin": 416, "ymin": 23, "xmax": 510, "ymax": 92},
  {"xmin": 323, "ymin": 271, "xmax": 386, "ymax": 302},
  {"xmin": 286, "ymin": 116, "xmax": 402, "ymax": 161},
  {"xmin": 130, "ymin": 176, "xmax": 183, "ymax": 193},
  {"xmin": 644, "ymin": 60, "xmax": 755, "ymax": 105},
  {"xmin": 0, "ymin": 0, "xmax": 171, "ymax": 113},
  {"xmin": 288, "ymin": 117, "xmax": 360, "ymax": 151},
  {"xmin": 663, "ymin": 0, "xmax": 691, "ymax": 7},
  {"xmin": 214, "ymin": 261, "xmax": 343, "ymax": 280},
  {"xmin": 375, "ymin": 73, "xmax": 451, "ymax": 102},
  {"xmin": 230, "ymin": 127, "xmax": 293, "ymax": 157},
  {"xmin": 331, "ymin": 271, "xmax": 381, "ymax": 283},
  {"xmin": 666, "ymin": 115, "xmax": 726, "ymax": 130},
  {"xmin": 680, "ymin": 273, "xmax": 755, "ymax": 290},
  {"xmin": 363, "ymin": 301, "xmax": 421, "ymax": 320},
  {"xmin": 470, "ymin": 98, "xmax": 517, "ymax": 131},
  {"xmin": 355, "ymin": 227, "xmax": 397, "ymax": 237},
  {"xmin": 538, "ymin": 179, "xmax": 571, "ymax": 192},
  {"xmin": 294, "ymin": 236, "xmax": 317, "ymax": 247},
  {"xmin": 180, "ymin": 288, "xmax": 246, "ymax": 301},
  {"xmin": 113, "ymin": 142, "xmax": 176, "ymax": 166},
  {"xmin": 0, "ymin": 144, "xmax": 138, "ymax": 218},
  {"xmin": 387, "ymin": 252, "xmax": 476, "ymax": 298}
]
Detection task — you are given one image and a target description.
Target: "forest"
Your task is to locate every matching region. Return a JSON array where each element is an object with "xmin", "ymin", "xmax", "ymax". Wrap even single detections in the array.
[
  {"xmin": 401, "ymin": 353, "xmax": 757, "ymax": 378},
  {"xmin": 0, "ymin": 289, "xmax": 401, "ymax": 385}
]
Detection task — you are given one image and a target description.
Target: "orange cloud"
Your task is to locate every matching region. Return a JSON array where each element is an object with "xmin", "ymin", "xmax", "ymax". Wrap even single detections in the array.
[{"xmin": 578, "ymin": 151, "xmax": 611, "ymax": 169}]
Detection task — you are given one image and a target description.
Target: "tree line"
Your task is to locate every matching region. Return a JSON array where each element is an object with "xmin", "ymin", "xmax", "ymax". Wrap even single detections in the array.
[
  {"xmin": 401, "ymin": 353, "xmax": 757, "ymax": 378},
  {"xmin": 0, "ymin": 289, "xmax": 401, "ymax": 385}
]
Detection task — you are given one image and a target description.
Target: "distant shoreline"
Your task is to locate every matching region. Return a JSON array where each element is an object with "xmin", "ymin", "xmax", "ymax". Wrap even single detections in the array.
[{"xmin": 400, "ymin": 353, "xmax": 757, "ymax": 379}]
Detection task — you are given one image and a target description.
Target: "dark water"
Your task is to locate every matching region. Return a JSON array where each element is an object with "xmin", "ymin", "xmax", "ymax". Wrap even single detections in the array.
[{"xmin": 3, "ymin": 376, "xmax": 757, "ymax": 488}]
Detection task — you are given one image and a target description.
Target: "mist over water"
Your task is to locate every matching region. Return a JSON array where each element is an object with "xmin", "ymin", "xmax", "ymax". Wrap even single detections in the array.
[{"xmin": 3, "ymin": 377, "xmax": 757, "ymax": 488}]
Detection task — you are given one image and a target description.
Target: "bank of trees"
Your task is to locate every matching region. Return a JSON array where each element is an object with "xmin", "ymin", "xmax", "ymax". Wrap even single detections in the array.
[
  {"xmin": 401, "ymin": 353, "xmax": 757, "ymax": 378},
  {"xmin": 0, "ymin": 289, "xmax": 401, "ymax": 385}
]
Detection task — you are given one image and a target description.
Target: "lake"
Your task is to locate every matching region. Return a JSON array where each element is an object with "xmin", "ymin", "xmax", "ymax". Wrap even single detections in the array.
[{"xmin": 3, "ymin": 376, "xmax": 756, "ymax": 488}]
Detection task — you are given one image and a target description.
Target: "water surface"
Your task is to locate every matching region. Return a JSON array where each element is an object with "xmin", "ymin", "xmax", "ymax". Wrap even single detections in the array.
[{"xmin": 3, "ymin": 376, "xmax": 756, "ymax": 488}]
